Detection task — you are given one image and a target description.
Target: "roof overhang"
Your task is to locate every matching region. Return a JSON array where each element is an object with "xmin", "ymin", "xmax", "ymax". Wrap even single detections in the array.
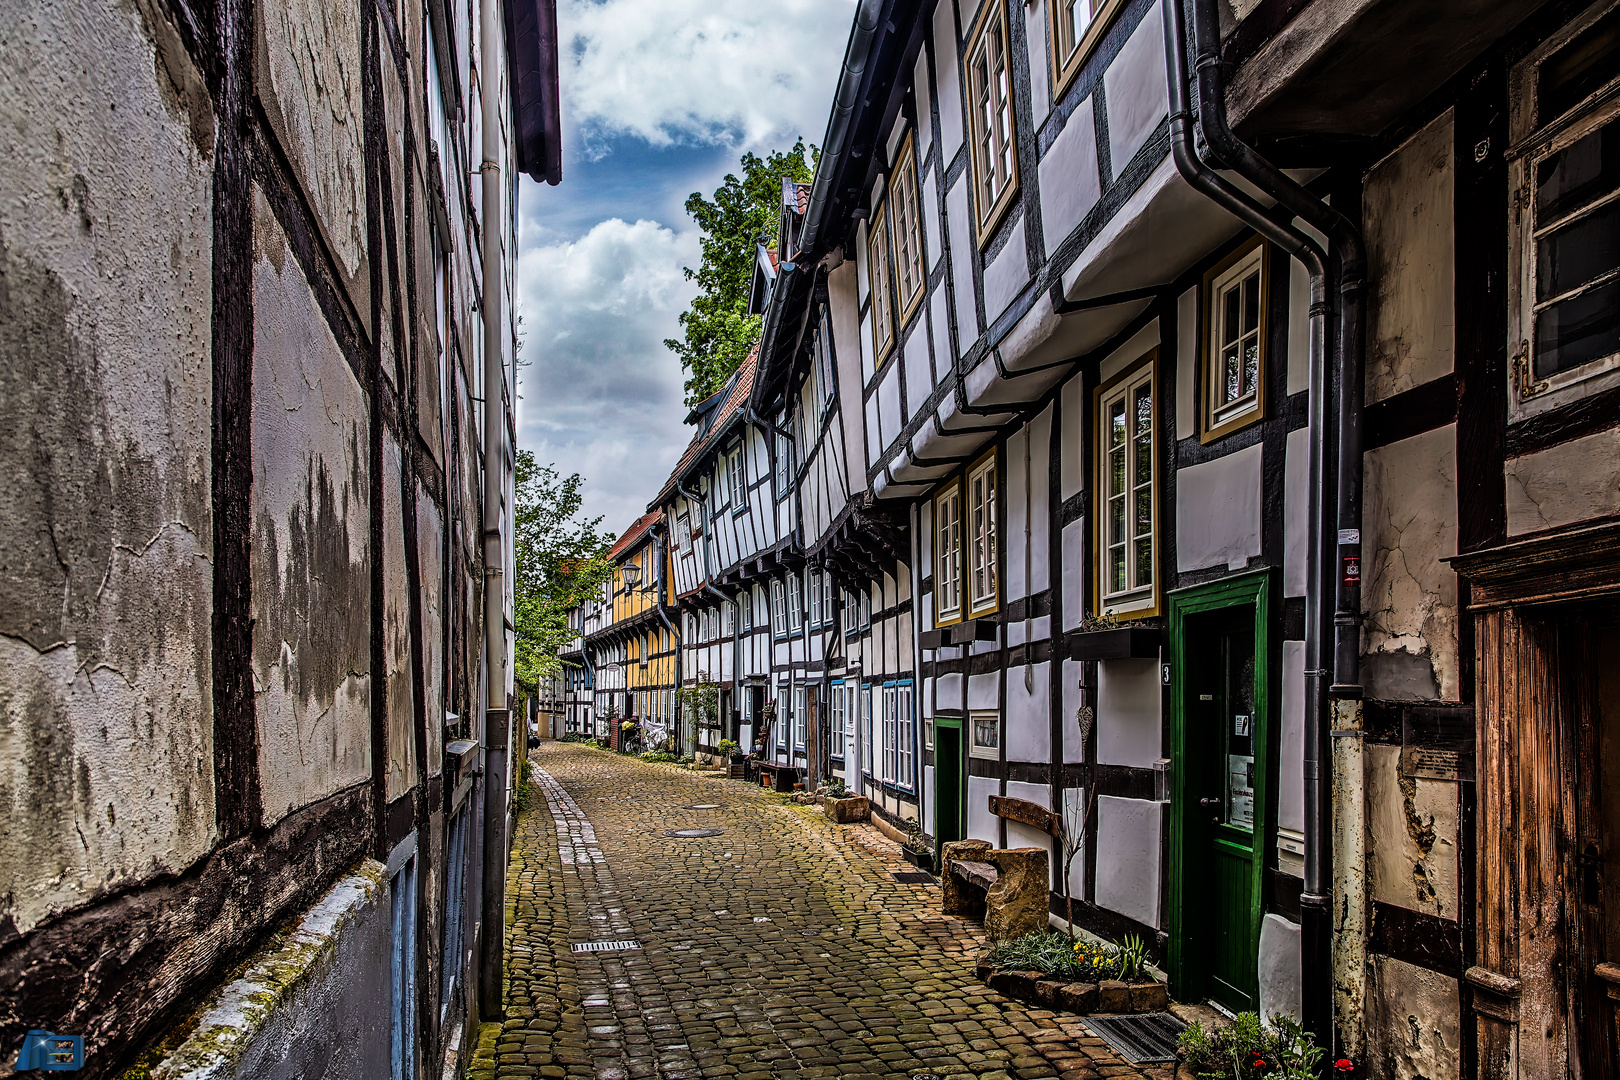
[{"xmin": 504, "ymin": 0, "xmax": 562, "ymax": 185}]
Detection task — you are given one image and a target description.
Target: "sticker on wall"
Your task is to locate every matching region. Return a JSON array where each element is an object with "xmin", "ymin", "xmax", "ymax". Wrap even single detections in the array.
[
  {"xmin": 1227, "ymin": 754, "xmax": 1255, "ymax": 830},
  {"xmin": 1233, "ymin": 714, "xmax": 1251, "ymax": 737}
]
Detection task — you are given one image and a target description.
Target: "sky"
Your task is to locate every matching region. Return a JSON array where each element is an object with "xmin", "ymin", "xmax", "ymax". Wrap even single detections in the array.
[{"xmin": 513, "ymin": 0, "xmax": 857, "ymax": 538}]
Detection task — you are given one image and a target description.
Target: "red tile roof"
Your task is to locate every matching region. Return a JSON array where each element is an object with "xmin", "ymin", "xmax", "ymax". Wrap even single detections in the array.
[
  {"xmin": 650, "ymin": 340, "xmax": 760, "ymax": 508},
  {"xmin": 794, "ymin": 182, "xmax": 810, "ymax": 216},
  {"xmin": 608, "ymin": 508, "xmax": 663, "ymax": 561}
]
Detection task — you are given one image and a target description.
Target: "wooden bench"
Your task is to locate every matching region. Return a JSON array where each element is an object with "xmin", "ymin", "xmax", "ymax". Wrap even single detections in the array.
[
  {"xmin": 756, "ymin": 762, "xmax": 797, "ymax": 792},
  {"xmin": 941, "ymin": 840, "xmax": 1050, "ymax": 941},
  {"xmin": 950, "ymin": 859, "xmax": 1000, "ymax": 892}
]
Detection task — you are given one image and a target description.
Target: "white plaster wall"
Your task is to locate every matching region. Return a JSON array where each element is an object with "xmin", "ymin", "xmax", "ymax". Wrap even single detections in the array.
[
  {"xmin": 1099, "ymin": 318, "xmax": 1159, "ymax": 383},
  {"xmin": 1040, "ymin": 98, "xmax": 1103, "ymax": 258},
  {"xmin": 924, "ymin": 172, "xmax": 945, "ymax": 274},
  {"xmin": 1176, "ymin": 286, "xmax": 1198, "ymax": 440},
  {"xmin": 1025, "ymin": 0, "xmax": 1051, "ymax": 128},
  {"xmin": 1175, "ymin": 443, "xmax": 1263, "ymax": 573},
  {"xmin": 1365, "ymin": 742, "xmax": 1458, "ymax": 918},
  {"xmin": 930, "ymin": 276, "xmax": 953, "ymax": 380},
  {"xmin": 879, "ymin": 355, "xmax": 903, "ymax": 454},
  {"xmin": 1061, "ymin": 519, "xmax": 1086, "ymax": 631},
  {"xmin": 0, "ymin": 0, "xmax": 217, "ymax": 933},
  {"xmin": 1283, "ymin": 427, "xmax": 1310, "ymax": 598},
  {"xmin": 1101, "ymin": 5, "xmax": 1168, "ymax": 180},
  {"xmin": 1258, "ymin": 914, "xmax": 1302, "ymax": 1022},
  {"xmin": 1362, "ymin": 424, "xmax": 1459, "ymax": 701},
  {"xmin": 1004, "ymin": 780, "xmax": 1054, "ymax": 883},
  {"xmin": 947, "ymin": 176, "xmax": 978, "ymax": 351},
  {"xmin": 1096, "ymin": 796, "xmax": 1162, "ymax": 927},
  {"xmin": 934, "ymin": 0, "xmax": 965, "ymax": 165},
  {"xmin": 937, "ymin": 672, "xmax": 964, "ymax": 707},
  {"xmin": 1097, "ymin": 659, "xmax": 1160, "ymax": 767},
  {"xmin": 1059, "ymin": 788, "xmax": 1089, "ymax": 897},
  {"xmin": 251, "ymin": 191, "xmax": 372, "ymax": 822},
  {"xmin": 923, "ymin": 763, "xmax": 936, "ymax": 834},
  {"xmin": 903, "ymin": 322, "xmax": 932, "ymax": 422},
  {"xmin": 1365, "ymin": 956, "xmax": 1460, "ymax": 1080},
  {"xmin": 1006, "ymin": 662, "xmax": 1051, "ymax": 762},
  {"xmin": 1505, "ymin": 425, "xmax": 1620, "ymax": 535},
  {"xmin": 914, "ymin": 48, "xmax": 934, "ymax": 162},
  {"xmin": 1279, "ymin": 641, "xmax": 1306, "ymax": 838},
  {"xmin": 968, "ymin": 672, "xmax": 999, "ymax": 710},
  {"xmin": 984, "ymin": 223, "xmax": 1029, "ymax": 323},
  {"xmin": 382, "ymin": 437, "xmax": 417, "ymax": 801},
  {"xmin": 1060, "ymin": 376, "xmax": 1084, "ymax": 501},
  {"xmin": 1363, "ymin": 111, "xmax": 1455, "ymax": 404},
  {"xmin": 1061, "ymin": 659, "xmax": 1087, "ymax": 762},
  {"xmin": 968, "ymin": 774, "xmax": 1000, "ymax": 842}
]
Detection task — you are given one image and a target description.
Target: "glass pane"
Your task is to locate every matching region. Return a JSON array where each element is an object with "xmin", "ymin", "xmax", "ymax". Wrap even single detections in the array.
[
  {"xmin": 1224, "ymin": 630, "xmax": 1257, "ymax": 831},
  {"xmin": 1223, "ymin": 283, "xmax": 1242, "ymax": 346},
  {"xmin": 1134, "ymin": 535, "xmax": 1153, "ymax": 589},
  {"xmin": 1535, "ymin": 277, "xmax": 1620, "ymax": 376},
  {"xmin": 1537, "ymin": 200, "xmax": 1620, "ymax": 301},
  {"xmin": 1538, "ymin": 7, "xmax": 1620, "ymax": 127},
  {"xmin": 1242, "ymin": 271, "xmax": 1261, "ymax": 334},
  {"xmin": 1109, "ymin": 443, "xmax": 1126, "ymax": 499},
  {"xmin": 1134, "ymin": 431, "xmax": 1152, "ymax": 487},
  {"xmin": 1110, "ymin": 546, "xmax": 1126, "ymax": 594},
  {"xmin": 1135, "ymin": 487, "xmax": 1152, "ymax": 537},
  {"xmin": 1243, "ymin": 336, "xmax": 1260, "ymax": 398},
  {"xmin": 1223, "ymin": 344, "xmax": 1241, "ymax": 404},
  {"xmin": 1109, "ymin": 398, "xmax": 1126, "ymax": 448},
  {"xmin": 1109, "ymin": 490, "xmax": 1125, "ymax": 544},
  {"xmin": 1540, "ymin": 120, "xmax": 1620, "ymax": 223},
  {"xmin": 1134, "ymin": 382, "xmax": 1152, "ymax": 437}
]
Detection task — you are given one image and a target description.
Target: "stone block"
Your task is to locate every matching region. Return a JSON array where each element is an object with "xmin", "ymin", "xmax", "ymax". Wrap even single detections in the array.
[
  {"xmin": 823, "ymin": 795, "xmax": 870, "ymax": 823},
  {"xmin": 988, "ymin": 969, "xmax": 1041, "ymax": 1000},
  {"xmin": 1058, "ymin": 983, "xmax": 1099, "ymax": 1014},
  {"xmin": 1097, "ymin": 981, "xmax": 1132, "ymax": 1012},
  {"xmin": 1130, "ymin": 981, "xmax": 1169, "ymax": 1012},
  {"xmin": 1035, "ymin": 979, "xmax": 1065, "ymax": 1008},
  {"xmin": 982, "ymin": 847, "xmax": 1050, "ymax": 941},
  {"xmin": 941, "ymin": 839, "xmax": 994, "ymax": 917}
]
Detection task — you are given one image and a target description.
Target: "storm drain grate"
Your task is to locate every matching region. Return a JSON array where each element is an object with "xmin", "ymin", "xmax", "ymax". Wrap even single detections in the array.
[
  {"xmin": 666, "ymin": 828, "xmax": 724, "ymax": 838},
  {"xmin": 891, "ymin": 872, "xmax": 935, "ymax": 884},
  {"xmin": 1082, "ymin": 1012, "xmax": 1185, "ymax": 1065},
  {"xmin": 571, "ymin": 940, "xmax": 642, "ymax": 953}
]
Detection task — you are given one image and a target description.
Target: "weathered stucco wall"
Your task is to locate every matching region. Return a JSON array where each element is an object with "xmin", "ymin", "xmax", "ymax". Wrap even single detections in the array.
[
  {"xmin": 418, "ymin": 487, "xmax": 445, "ymax": 774},
  {"xmin": 1364, "ymin": 111, "xmax": 1455, "ymax": 404},
  {"xmin": 1504, "ymin": 426, "xmax": 1620, "ymax": 535},
  {"xmin": 1365, "ymin": 956, "xmax": 1460, "ymax": 1080},
  {"xmin": 250, "ymin": 188, "xmax": 372, "ymax": 823},
  {"xmin": 384, "ymin": 437, "xmax": 418, "ymax": 800},
  {"xmin": 0, "ymin": 0, "xmax": 216, "ymax": 935},
  {"xmin": 1362, "ymin": 425, "xmax": 1459, "ymax": 701},
  {"xmin": 1365, "ymin": 744, "xmax": 1458, "ymax": 917}
]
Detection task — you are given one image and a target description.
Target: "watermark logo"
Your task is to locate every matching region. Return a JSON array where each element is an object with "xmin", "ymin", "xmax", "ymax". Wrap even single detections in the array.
[{"xmin": 12, "ymin": 1030, "xmax": 85, "ymax": 1071}]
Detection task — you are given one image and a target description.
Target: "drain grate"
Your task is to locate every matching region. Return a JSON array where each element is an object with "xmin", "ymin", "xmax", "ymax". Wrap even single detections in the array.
[
  {"xmin": 683, "ymin": 803, "xmax": 722, "ymax": 810},
  {"xmin": 571, "ymin": 940, "xmax": 642, "ymax": 953},
  {"xmin": 666, "ymin": 828, "xmax": 724, "ymax": 838},
  {"xmin": 891, "ymin": 871, "xmax": 935, "ymax": 884},
  {"xmin": 1082, "ymin": 1012, "xmax": 1185, "ymax": 1065}
]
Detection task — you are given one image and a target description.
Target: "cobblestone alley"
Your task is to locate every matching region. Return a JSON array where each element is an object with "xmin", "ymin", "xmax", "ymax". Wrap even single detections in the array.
[{"xmin": 471, "ymin": 741, "xmax": 1170, "ymax": 1080}]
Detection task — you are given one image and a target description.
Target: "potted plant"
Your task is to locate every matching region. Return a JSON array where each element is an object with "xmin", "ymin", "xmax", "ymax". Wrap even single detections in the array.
[
  {"xmin": 717, "ymin": 738, "xmax": 742, "ymax": 763},
  {"xmin": 1065, "ymin": 610, "xmax": 1164, "ymax": 661},
  {"xmin": 821, "ymin": 779, "xmax": 870, "ymax": 824},
  {"xmin": 901, "ymin": 820, "xmax": 934, "ymax": 871}
]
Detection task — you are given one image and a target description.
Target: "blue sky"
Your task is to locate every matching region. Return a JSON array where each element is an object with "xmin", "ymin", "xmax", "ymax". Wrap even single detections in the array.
[{"xmin": 513, "ymin": 0, "xmax": 856, "ymax": 536}]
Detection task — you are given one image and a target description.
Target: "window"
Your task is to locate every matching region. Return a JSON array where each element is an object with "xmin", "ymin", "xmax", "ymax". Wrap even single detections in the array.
[
  {"xmin": 844, "ymin": 589, "xmax": 859, "ymax": 636},
  {"xmin": 440, "ymin": 807, "xmax": 469, "ymax": 1018},
  {"xmin": 729, "ymin": 445, "xmax": 747, "ymax": 510},
  {"xmin": 740, "ymin": 590, "xmax": 753, "ymax": 630},
  {"xmin": 885, "ymin": 683, "xmax": 915, "ymax": 788},
  {"xmin": 722, "ymin": 601, "xmax": 735, "ymax": 636},
  {"xmin": 882, "ymin": 685, "xmax": 899, "ymax": 784},
  {"xmin": 1203, "ymin": 238, "xmax": 1267, "ymax": 440},
  {"xmin": 390, "ymin": 855, "xmax": 419, "ymax": 1080},
  {"xmin": 861, "ymin": 686, "xmax": 874, "ymax": 777},
  {"xmin": 831, "ymin": 682, "xmax": 846, "ymax": 760},
  {"xmin": 845, "ymin": 683, "xmax": 860, "ymax": 764},
  {"xmin": 967, "ymin": 455, "xmax": 999, "ymax": 616},
  {"xmin": 808, "ymin": 572, "xmax": 823, "ymax": 627},
  {"xmin": 772, "ymin": 579, "xmax": 787, "ymax": 637},
  {"xmin": 935, "ymin": 482, "xmax": 963, "ymax": 623},
  {"xmin": 822, "ymin": 576, "xmax": 834, "ymax": 630},
  {"xmin": 891, "ymin": 131, "xmax": 926, "ymax": 320},
  {"xmin": 776, "ymin": 430, "xmax": 792, "ymax": 489},
  {"xmin": 1049, "ymin": 0, "xmax": 1121, "ymax": 96},
  {"xmin": 969, "ymin": 709, "xmax": 1001, "ymax": 760},
  {"xmin": 816, "ymin": 310, "xmax": 837, "ymax": 412},
  {"xmin": 1097, "ymin": 355, "xmax": 1158, "ymax": 615},
  {"xmin": 787, "ymin": 573, "xmax": 803, "ymax": 631},
  {"xmin": 868, "ymin": 202, "xmax": 897, "ymax": 363},
  {"xmin": 793, "ymin": 686, "xmax": 807, "ymax": 752},
  {"xmin": 966, "ymin": 1, "xmax": 1019, "ymax": 242}
]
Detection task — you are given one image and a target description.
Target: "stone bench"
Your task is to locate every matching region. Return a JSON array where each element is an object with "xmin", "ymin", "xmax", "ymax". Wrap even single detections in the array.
[{"xmin": 941, "ymin": 840, "xmax": 1049, "ymax": 941}]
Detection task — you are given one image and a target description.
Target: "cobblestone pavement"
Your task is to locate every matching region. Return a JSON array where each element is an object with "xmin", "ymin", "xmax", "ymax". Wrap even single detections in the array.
[{"xmin": 473, "ymin": 741, "xmax": 1172, "ymax": 1080}]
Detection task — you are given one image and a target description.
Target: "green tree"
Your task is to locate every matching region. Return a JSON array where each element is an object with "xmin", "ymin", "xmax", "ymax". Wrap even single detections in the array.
[
  {"xmin": 512, "ymin": 450, "xmax": 616, "ymax": 690},
  {"xmin": 665, "ymin": 140, "xmax": 817, "ymax": 406}
]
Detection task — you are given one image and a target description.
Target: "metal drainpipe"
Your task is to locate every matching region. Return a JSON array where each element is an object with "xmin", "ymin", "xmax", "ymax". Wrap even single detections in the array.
[
  {"xmin": 1162, "ymin": 0, "xmax": 1338, "ymax": 1041},
  {"xmin": 1185, "ymin": 0, "xmax": 1367, "ymax": 1048},
  {"xmin": 476, "ymin": 0, "xmax": 511, "ymax": 1022}
]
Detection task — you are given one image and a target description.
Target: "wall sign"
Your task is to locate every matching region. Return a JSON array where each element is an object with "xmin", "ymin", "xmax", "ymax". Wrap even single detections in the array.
[{"xmin": 1401, "ymin": 706, "xmax": 1476, "ymax": 782}]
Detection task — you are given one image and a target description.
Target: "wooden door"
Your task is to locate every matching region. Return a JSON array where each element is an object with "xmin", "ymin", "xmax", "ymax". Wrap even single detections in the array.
[
  {"xmin": 1573, "ymin": 618, "xmax": 1620, "ymax": 1078},
  {"xmin": 935, "ymin": 717, "xmax": 965, "ymax": 853}
]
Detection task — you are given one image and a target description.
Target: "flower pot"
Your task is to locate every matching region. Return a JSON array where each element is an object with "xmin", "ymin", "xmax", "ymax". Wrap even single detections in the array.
[
  {"xmin": 1065, "ymin": 626, "xmax": 1164, "ymax": 661},
  {"xmin": 901, "ymin": 846, "xmax": 934, "ymax": 873}
]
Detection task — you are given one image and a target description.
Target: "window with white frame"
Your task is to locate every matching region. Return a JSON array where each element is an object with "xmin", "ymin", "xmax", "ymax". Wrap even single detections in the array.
[
  {"xmin": 882, "ymin": 685, "xmax": 899, "ymax": 784},
  {"xmin": 729, "ymin": 444, "xmax": 747, "ymax": 510},
  {"xmin": 844, "ymin": 589, "xmax": 859, "ymax": 635},
  {"xmin": 822, "ymin": 576, "xmax": 833, "ymax": 631},
  {"xmin": 831, "ymin": 683, "xmax": 846, "ymax": 760},
  {"xmin": 1097, "ymin": 355, "xmax": 1158, "ymax": 614},
  {"xmin": 861, "ymin": 685, "xmax": 874, "ymax": 776},
  {"xmin": 868, "ymin": 200, "xmax": 897, "ymax": 363},
  {"xmin": 793, "ymin": 686, "xmax": 807, "ymax": 752},
  {"xmin": 892, "ymin": 131, "xmax": 926, "ymax": 320},
  {"xmin": 966, "ymin": 0, "xmax": 1018, "ymax": 241},
  {"xmin": 787, "ymin": 573, "xmax": 803, "ymax": 631},
  {"xmin": 969, "ymin": 709, "xmax": 1001, "ymax": 760},
  {"xmin": 893, "ymin": 683, "xmax": 915, "ymax": 788},
  {"xmin": 1203, "ymin": 239, "xmax": 1267, "ymax": 439},
  {"xmin": 717, "ymin": 459, "xmax": 732, "ymax": 510},
  {"xmin": 935, "ymin": 482, "xmax": 963, "ymax": 622},
  {"xmin": 967, "ymin": 455, "xmax": 999, "ymax": 615},
  {"xmin": 740, "ymin": 590, "xmax": 752, "ymax": 630},
  {"xmin": 722, "ymin": 601, "xmax": 735, "ymax": 636},
  {"xmin": 808, "ymin": 571, "xmax": 823, "ymax": 627},
  {"xmin": 771, "ymin": 579, "xmax": 787, "ymax": 637},
  {"xmin": 776, "ymin": 430, "xmax": 792, "ymax": 489},
  {"xmin": 1511, "ymin": 9, "xmax": 1620, "ymax": 413},
  {"xmin": 816, "ymin": 310, "xmax": 836, "ymax": 412}
]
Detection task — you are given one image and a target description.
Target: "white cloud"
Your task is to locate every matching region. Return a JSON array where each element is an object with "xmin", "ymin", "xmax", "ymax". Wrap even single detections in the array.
[
  {"xmin": 560, "ymin": 0, "xmax": 855, "ymax": 153},
  {"xmin": 515, "ymin": 217, "xmax": 699, "ymax": 535}
]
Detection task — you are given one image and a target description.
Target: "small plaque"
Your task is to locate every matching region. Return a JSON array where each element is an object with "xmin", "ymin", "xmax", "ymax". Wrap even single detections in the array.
[{"xmin": 1402, "ymin": 706, "xmax": 1475, "ymax": 782}]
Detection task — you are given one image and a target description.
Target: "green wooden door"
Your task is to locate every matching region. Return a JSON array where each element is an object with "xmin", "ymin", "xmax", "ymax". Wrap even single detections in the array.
[
  {"xmin": 934, "ymin": 717, "xmax": 965, "ymax": 854},
  {"xmin": 1167, "ymin": 571, "xmax": 1274, "ymax": 1014}
]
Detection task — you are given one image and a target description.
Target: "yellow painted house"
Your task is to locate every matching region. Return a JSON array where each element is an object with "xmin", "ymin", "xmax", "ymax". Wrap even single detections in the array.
[{"xmin": 582, "ymin": 510, "xmax": 681, "ymax": 748}]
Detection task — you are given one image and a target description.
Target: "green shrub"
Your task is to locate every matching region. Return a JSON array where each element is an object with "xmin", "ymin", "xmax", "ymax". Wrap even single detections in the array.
[
  {"xmin": 1178, "ymin": 1013, "xmax": 1332, "ymax": 1080},
  {"xmin": 638, "ymin": 750, "xmax": 679, "ymax": 763},
  {"xmin": 717, "ymin": 739, "xmax": 740, "ymax": 756},
  {"xmin": 985, "ymin": 930, "xmax": 1158, "ymax": 983}
]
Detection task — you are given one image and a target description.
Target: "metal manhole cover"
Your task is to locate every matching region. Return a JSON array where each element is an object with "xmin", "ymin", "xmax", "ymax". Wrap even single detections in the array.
[
  {"xmin": 571, "ymin": 940, "xmax": 642, "ymax": 953},
  {"xmin": 666, "ymin": 828, "xmax": 724, "ymax": 838},
  {"xmin": 1082, "ymin": 1012, "xmax": 1185, "ymax": 1064},
  {"xmin": 683, "ymin": 804, "xmax": 722, "ymax": 810}
]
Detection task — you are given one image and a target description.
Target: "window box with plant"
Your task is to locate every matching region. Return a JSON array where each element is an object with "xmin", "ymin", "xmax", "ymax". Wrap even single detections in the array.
[
  {"xmin": 973, "ymin": 930, "xmax": 1169, "ymax": 1016},
  {"xmin": 1065, "ymin": 610, "xmax": 1164, "ymax": 661},
  {"xmin": 901, "ymin": 820, "xmax": 935, "ymax": 872}
]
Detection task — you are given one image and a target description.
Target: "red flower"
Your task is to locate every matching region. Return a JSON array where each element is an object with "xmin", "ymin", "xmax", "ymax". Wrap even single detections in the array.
[
  {"xmin": 1333, "ymin": 1059, "xmax": 1355, "ymax": 1074},
  {"xmin": 1247, "ymin": 1052, "xmax": 1270, "ymax": 1074}
]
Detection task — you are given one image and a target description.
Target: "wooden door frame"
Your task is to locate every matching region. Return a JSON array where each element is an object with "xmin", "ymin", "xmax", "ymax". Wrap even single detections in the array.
[
  {"xmin": 1166, "ymin": 568, "xmax": 1278, "ymax": 1007},
  {"xmin": 1453, "ymin": 520, "xmax": 1620, "ymax": 1079},
  {"xmin": 933, "ymin": 714, "xmax": 967, "ymax": 861}
]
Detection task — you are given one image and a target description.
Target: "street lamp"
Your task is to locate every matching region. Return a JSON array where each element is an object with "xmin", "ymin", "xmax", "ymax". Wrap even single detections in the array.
[{"xmin": 622, "ymin": 563, "xmax": 642, "ymax": 589}]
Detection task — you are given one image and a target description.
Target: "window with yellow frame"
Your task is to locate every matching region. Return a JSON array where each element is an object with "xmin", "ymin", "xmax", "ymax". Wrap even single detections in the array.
[
  {"xmin": 1095, "ymin": 352, "xmax": 1159, "ymax": 617},
  {"xmin": 890, "ymin": 129, "xmax": 927, "ymax": 324},
  {"xmin": 966, "ymin": 0, "xmax": 1019, "ymax": 245},
  {"xmin": 1048, "ymin": 0, "xmax": 1127, "ymax": 98},
  {"xmin": 867, "ymin": 200, "xmax": 897, "ymax": 364},
  {"xmin": 933, "ymin": 479, "xmax": 964, "ymax": 627},
  {"xmin": 966, "ymin": 451, "xmax": 999, "ymax": 617},
  {"xmin": 1201, "ymin": 237, "xmax": 1268, "ymax": 442}
]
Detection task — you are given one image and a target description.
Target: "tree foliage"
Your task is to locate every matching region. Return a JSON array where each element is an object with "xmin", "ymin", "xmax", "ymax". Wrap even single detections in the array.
[
  {"xmin": 665, "ymin": 140, "xmax": 817, "ymax": 406},
  {"xmin": 512, "ymin": 450, "xmax": 616, "ymax": 689}
]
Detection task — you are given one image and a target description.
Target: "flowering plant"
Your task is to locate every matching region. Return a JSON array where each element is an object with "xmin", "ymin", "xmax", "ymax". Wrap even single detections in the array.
[
  {"xmin": 1178, "ymin": 1013, "xmax": 1329, "ymax": 1080},
  {"xmin": 621, "ymin": 719, "xmax": 636, "ymax": 731}
]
